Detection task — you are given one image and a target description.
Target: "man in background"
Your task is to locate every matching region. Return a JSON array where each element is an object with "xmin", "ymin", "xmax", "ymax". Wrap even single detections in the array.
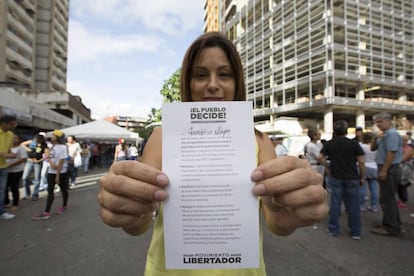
[
  {"xmin": 370, "ymin": 112, "xmax": 403, "ymax": 236},
  {"xmin": 0, "ymin": 115, "xmax": 17, "ymax": 220},
  {"xmin": 320, "ymin": 120, "xmax": 365, "ymax": 240}
]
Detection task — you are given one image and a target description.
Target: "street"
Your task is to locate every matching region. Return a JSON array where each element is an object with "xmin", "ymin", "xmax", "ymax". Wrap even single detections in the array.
[{"xmin": 1, "ymin": 169, "xmax": 414, "ymax": 276}]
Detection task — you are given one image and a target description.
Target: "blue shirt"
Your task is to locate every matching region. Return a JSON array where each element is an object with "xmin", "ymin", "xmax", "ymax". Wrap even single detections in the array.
[{"xmin": 375, "ymin": 127, "xmax": 403, "ymax": 165}]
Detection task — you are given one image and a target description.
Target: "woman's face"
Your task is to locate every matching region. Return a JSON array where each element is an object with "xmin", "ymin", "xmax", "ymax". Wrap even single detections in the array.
[{"xmin": 190, "ymin": 47, "xmax": 236, "ymax": 101}]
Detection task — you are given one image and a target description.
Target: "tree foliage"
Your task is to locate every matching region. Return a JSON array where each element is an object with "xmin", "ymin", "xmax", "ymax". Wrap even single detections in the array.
[
  {"xmin": 160, "ymin": 69, "xmax": 181, "ymax": 103},
  {"xmin": 139, "ymin": 69, "xmax": 181, "ymax": 140}
]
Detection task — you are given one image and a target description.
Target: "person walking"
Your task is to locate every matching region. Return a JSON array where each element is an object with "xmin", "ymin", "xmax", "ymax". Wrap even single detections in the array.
[
  {"xmin": 320, "ymin": 120, "xmax": 365, "ymax": 240},
  {"xmin": 33, "ymin": 130, "xmax": 69, "ymax": 220},
  {"xmin": 370, "ymin": 112, "xmax": 403, "ymax": 236},
  {"xmin": 5, "ymin": 133, "xmax": 27, "ymax": 211},
  {"xmin": 0, "ymin": 115, "xmax": 17, "ymax": 220}
]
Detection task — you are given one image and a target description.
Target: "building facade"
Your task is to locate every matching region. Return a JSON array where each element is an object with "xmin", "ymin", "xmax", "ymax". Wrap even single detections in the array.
[
  {"xmin": 0, "ymin": 0, "xmax": 91, "ymax": 131},
  {"xmin": 206, "ymin": 0, "xmax": 414, "ymax": 133}
]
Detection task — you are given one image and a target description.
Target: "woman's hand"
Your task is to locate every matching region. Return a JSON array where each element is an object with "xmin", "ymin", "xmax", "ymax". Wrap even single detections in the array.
[
  {"xmin": 252, "ymin": 156, "xmax": 329, "ymax": 236},
  {"xmin": 98, "ymin": 160, "xmax": 169, "ymax": 236}
]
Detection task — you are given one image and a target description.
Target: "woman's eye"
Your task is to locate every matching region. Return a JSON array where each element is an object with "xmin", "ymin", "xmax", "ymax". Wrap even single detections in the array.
[{"xmin": 194, "ymin": 73, "xmax": 208, "ymax": 79}]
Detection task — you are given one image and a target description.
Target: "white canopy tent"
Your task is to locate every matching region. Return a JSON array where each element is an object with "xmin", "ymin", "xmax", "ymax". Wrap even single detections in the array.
[{"xmin": 48, "ymin": 120, "xmax": 143, "ymax": 145}]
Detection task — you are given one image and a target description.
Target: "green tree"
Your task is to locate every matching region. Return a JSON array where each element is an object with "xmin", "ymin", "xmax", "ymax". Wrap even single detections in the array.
[
  {"xmin": 160, "ymin": 68, "xmax": 181, "ymax": 103},
  {"xmin": 139, "ymin": 69, "xmax": 181, "ymax": 140}
]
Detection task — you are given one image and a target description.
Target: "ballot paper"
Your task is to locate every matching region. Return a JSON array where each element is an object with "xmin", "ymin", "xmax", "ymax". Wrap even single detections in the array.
[{"xmin": 162, "ymin": 101, "xmax": 259, "ymax": 270}]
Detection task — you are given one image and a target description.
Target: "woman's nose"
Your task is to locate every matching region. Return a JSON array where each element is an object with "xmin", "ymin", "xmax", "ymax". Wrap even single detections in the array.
[{"xmin": 206, "ymin": 75, "xmax": 219, "ymax": 92}]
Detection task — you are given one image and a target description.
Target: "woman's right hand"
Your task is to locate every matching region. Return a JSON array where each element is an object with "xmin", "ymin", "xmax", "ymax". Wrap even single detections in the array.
[{"xmin": 98, "ymin": 160, "xmax": 169, "ymax": 235}]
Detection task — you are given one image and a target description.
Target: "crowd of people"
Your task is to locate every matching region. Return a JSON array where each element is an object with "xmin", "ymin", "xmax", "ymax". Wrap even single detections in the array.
[
  {"xmin": 293, "ymin": 114, "xmax": 414, "ymax": 238},
  {"xmin": 0, "ymin": 115, "xmax": 136, "ymax": 221}
]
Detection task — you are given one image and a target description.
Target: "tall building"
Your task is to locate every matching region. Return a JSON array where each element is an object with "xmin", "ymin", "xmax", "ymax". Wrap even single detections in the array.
[
  {"xmin": 0, "ymin": 0, "xmax": 91, "ymax": 131},
  {"xmin": 206, "ymin": 0, "xmax": 414, "ymax": 133},
  {"xmin": 0, "ymin": 0, "xmax": 68, "ymax": 91},
  {"xmin": 203, "ymin": 0, "xmax": 223, "ymax": 32}
]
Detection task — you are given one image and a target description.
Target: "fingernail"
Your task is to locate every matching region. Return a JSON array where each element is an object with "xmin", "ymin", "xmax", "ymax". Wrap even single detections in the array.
[
  {"xmin": 156, "ymin": 174, "xmax": 169, "ymax": 187},
  {"xmin": 154, "ymin": 189, "xmax": 168, "ymax": 201},
  {"xmin": 251, "ymin": 170, "xmax": 263, "ymax": 182},
  {"xmin": 252, "ymin": 183, "xmax": 266, "ymax": 196}
]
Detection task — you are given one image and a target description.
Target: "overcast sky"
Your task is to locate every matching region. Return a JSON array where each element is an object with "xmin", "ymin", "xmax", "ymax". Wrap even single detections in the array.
[{"xmin": 67, "ymin": 0, "xmax": 205, "ymax": 120}]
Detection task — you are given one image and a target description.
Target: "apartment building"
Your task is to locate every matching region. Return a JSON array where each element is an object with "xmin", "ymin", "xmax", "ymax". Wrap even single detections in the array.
[
  {"xmin": 0, "ymin": 0, "xmax": 91, "ymax": 131},
  {"xmin": 206, "ymin": 0, "xmax": 414, "ymax": 133}
]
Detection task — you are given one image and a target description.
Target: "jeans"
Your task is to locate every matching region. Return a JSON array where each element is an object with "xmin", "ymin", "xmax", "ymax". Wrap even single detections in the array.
[
  {"xmin": 0, "ymin": 168, "xmax": 8, "ymax": 215},
  {"xmin": 40, "ymin": 162, "xmax": 49, "ymax": 190},
  {"xmin": 328, "ymin": 177, "xmax": 361, "ymax": 237},
  {"xmin": 378, "ymin": 164, "xmax": 401, "ymax": 234},
  {"xmin": 81, "ymin": 156, "xmax": 89, "ymax": 172},
  {"xmin": 359, "ymin": 167, "xmax": 379, "ymax": 209},
  {"xmin": 67, "ymin": 163, "xmax": 78, "ymax": 184},
  {"xmin": 22, "ymin": 160, "xmax": 41, "ymax": 198}
]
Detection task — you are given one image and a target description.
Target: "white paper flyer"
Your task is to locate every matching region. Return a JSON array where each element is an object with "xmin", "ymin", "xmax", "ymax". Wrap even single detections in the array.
[{"xmin": 162, "ymin": 101, "xmax": 259, "ymax": 270}]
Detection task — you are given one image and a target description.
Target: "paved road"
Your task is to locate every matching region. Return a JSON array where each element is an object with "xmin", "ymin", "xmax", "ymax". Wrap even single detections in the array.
[{"xmin": 1, "ymin": 169, "xmax": 414, "ymax": 276}]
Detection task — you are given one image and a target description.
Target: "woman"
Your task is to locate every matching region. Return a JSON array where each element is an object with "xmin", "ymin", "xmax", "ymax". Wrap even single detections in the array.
[
  {"xmin": 67, "ymin": 135, "xmax": 81, "ymax": 188},
  {"xmin": 98, "ymin": 32, "xmax": 328, "ymax": 275},
  {"xmin": 114, "ymin": 138, "xmax": 127, "ymax": 162},
  {"xmin": 398, "ymin": 134, "xmax": 414, "ymax": 209},
  {"xmin": 5, "ymin": 133, "xmax": 27, "ymax": 211},
  {"xmin": 33, "ymin": 130, "xmax": 69, "ymax": 220},
  {"xmin": 80, "ymin": 143, "xmax": 91, "ymax": 173},
  {"xmin": 359, "ymin": 132, "xmax": 379, "ymax": 212}
]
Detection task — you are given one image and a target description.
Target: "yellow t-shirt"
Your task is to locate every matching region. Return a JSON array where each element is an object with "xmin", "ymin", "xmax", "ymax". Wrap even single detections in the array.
[
  {"xmin": 0, "ymin": 129, "xmax": 14, "ymax": 168},
  {"xmin": 144, "ymin": 141, "xmax": 266, "ymax": 276}
]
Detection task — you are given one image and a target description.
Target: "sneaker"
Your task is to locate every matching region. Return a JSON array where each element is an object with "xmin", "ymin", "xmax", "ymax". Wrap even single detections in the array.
[
  {"xmin": 55, "ymin": 186, "xmax": 60, "ymax": 193},
  {"xmin": 56, "ymin": 206, "xmax": 67, "ymax": 215},
  {"xmin": 370, "ymin": 227, "xmax": 398, "ymax": 237},
  {"xmin": 326, "ymin": 229, "xmax": 338, "ymax": 237},
  {"xmin": 0, "ymin": 212, "xmax": 15, "ymax": 220},
  {"xmin": 32, "ymin": 212, "xmax": 51, "ymax": 220},
  {"xmin": 32, "ymin": 195, "xmax": 38, "ymax": 201},
  {"xmin": 70, "ymin": 183, "xmax": 76, "ymax": 188},
  {"xmin": 398, "ymin": 202, "xmax": 408, "ymax": 209},
  {"xmin": 351, "ymin": 236, "xmax": 361, "ymax": 240},
  {"xmin": 368, "ymin": 206, "xmax": 379, "ymax": 213}
]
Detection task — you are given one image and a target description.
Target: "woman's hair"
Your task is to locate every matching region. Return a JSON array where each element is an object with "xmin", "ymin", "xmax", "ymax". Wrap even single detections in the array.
[
  {"xmin": 307, "ymin": 128, "xmax": 319, "ymax": 140},
  {"xmin": 67, "ymin": 135, "xmax": 77, "ymax": 142},
  {"xmin": 180, "ymin": 32, "xmax": 245, "ymax": 102},
  {"xmin": 362, "ymin": 132, "xmax": 374, "ymax": 143}
]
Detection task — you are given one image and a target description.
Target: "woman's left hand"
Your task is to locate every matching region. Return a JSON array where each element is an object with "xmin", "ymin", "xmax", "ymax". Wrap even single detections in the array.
[{"xmin": 251, "ymin": 155, "xmax": 329, "ymax": 236}]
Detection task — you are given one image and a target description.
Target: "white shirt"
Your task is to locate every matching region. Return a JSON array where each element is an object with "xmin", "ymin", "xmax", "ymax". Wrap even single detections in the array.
[
  {"xmin": 48, "ymin": 144, "xmax": 68, "ymax": 174},
  {"xmin": 7, "ymin": 145, "xmax": 28, "ymax": 173},
  {"xmin": 360, "ymin": 143, "xmax": 377, "ymax": 168}
]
